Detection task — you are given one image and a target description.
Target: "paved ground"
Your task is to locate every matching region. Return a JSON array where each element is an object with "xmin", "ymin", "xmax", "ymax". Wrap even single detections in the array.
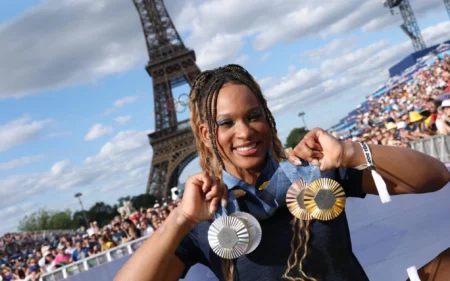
[{"xmin": 182, "ymin": 182, "xmax": 450, "ymax": 281}]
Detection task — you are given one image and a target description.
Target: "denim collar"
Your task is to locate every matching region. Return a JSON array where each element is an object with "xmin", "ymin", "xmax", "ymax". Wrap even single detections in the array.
[{"xmin": 216, "ymin": 152, "xmax": 321, "ymax": 220}]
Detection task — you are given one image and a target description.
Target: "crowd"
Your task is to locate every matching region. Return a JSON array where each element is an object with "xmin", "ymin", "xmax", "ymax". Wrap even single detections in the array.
[
  {"xmin": 0, "ymin": 201, "xmax": 180, "ymax": 281},
  {"xmin": 333, "ymin": 52, "xmax": 450, "ymax": 146}
]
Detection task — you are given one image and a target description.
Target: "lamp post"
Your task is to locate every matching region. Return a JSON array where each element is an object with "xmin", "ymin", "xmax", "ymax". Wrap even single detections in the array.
[
  {"xmin": 298, "ymin": 111, "xmax": 308, "ymax": 130},
  {"xmin": 74, "ymin": 192, "xmax": 89, "ymax": 227}
]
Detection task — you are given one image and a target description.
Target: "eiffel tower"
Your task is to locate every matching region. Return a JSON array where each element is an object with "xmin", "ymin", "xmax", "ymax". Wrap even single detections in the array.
[{"xmin": 132, "ymin": 0, "xmax": 201, "ymax": 198}]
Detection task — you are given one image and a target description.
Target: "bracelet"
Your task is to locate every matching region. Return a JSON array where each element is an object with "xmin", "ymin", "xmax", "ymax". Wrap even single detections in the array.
[
  {"xmin": 354, "ymin": 143, "xmax": 391, "ymax": 204},
  {"xmin": 407, "ymin": 266, "xmax": 421, "ymax": 281}
]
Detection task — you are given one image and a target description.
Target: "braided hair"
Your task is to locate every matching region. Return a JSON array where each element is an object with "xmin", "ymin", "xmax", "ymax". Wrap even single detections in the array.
[{"xmin": 188, "ymin": 64, "xmax": 315, "ymax": 281}]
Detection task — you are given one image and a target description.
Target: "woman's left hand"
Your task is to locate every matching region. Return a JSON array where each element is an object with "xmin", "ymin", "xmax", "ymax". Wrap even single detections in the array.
[{"xmin": 287, "ymin": 128, "xmax": 348, "ymax": 171}]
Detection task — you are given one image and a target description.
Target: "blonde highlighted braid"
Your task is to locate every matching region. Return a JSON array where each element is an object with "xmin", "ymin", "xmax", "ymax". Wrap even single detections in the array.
[{"xmin": 188, "ymin": 64, "xmax": 314, "ymax": 281}]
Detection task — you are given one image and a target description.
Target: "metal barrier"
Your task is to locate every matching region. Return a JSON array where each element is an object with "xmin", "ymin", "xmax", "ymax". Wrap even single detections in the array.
[
  {"xmin": 39, "ymin": 235, "xmax": 149, "ymax": 281},
  {"xmin": 409, "ymin": 134, "xmax": 450, "ymax": 163}
]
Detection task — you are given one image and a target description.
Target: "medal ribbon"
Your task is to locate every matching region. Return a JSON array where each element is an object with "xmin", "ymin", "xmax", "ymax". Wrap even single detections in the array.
[
  {"xmin": 218, "ymin": 158, "xmax": 321, "ymax": 220},
  {"xmin": 354, "ymin": 142, "xmax": 391, "ymax": 203}
]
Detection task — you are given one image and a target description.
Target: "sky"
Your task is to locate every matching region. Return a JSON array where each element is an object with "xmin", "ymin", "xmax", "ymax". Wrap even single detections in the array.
[{"xmin": 0, "ymin": 0, "xmax": 449, "ymax": 235}]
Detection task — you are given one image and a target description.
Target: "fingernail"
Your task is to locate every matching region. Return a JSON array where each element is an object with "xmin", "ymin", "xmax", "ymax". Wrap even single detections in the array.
[
  {"xmin": 209, "ymin": 205, "xmax": 215, "ymax": 215},
  {"xmin": 294, "ymin": 158, "xmax": 302, "ymax": 165},
  {"xmin": 221, "ymin": 198, "xmax": 228, "ymax": 209}
]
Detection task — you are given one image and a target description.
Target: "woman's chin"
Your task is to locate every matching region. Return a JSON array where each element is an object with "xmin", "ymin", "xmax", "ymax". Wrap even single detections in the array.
[{"xmin": 233, "ymin": 157, "xmax": 266, "ymax": 172}]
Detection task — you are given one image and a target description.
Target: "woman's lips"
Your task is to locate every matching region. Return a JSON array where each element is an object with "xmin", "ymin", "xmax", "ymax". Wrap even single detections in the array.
[{"xmin": 234, "ymin": 142, "xmax": 259, "ymax": 156}]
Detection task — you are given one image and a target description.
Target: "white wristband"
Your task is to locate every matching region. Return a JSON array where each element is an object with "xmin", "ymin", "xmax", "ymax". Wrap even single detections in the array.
[
  {"xmin": 354, "ymin": 142, "xmax": 391, "ymax": 204},
  {"xmin": 407, "ymin": 266, "xmax": 421, "ymax": 281}
]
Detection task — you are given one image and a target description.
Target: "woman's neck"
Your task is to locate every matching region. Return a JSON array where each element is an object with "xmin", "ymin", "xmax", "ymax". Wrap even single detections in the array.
[{"xmin": 224, "ymin": 164, "xmax": 265, "ymax": 186}]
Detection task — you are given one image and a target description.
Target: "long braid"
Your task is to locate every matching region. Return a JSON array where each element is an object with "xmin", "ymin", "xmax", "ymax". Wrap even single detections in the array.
[{"xmin": 188, "ymin": 64, "xmax": 313, "ymax": 281}]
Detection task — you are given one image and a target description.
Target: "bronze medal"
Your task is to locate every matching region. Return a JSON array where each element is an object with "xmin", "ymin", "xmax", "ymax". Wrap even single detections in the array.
[
  {"xmin": 286, "ymin": 179, "xmax": 313, "ymax": 220},
  {"xmin": 304, "ymin": 178, "xmax": 346, "ymax": 221}
]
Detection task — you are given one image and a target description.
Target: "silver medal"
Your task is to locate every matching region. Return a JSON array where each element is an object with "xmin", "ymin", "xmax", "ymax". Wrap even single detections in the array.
[
  {"xmin": 208, "ymin": 216, "xmax": 250, "ymax": 259},
  {"xmin": 230, "ymin": 212, "xmax": 262, "ymax": 255}
]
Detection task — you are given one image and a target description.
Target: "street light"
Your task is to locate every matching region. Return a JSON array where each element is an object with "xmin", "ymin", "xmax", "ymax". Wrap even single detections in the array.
[
  {"xmin": 298, "ymin": 111, "xmax": 308, "ymax": 130},
  {"xmin": 74, "ymin": 192, "xmax": 89, "ymax": 227}
]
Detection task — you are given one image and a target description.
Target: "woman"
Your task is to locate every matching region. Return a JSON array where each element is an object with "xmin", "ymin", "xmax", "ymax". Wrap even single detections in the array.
[
  {"xmin": 115, "ymin": 64, "xmax": 449, "ymax": 281},
  {"xmin": 99, "ymin": 235, "xmax": 114, "ymax": 252},
  {"xmin": 121, "ymin": 219, "xmax": 139, "ymax": 243}
]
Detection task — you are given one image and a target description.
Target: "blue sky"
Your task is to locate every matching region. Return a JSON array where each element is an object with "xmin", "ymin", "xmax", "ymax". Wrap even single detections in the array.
[{"xmin": 0, "ymin": 0, "xmax": 449, "ymax": 234}]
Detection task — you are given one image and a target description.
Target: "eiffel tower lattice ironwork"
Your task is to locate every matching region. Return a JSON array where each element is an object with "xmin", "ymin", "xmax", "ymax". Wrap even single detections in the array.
[{"xmin": 132, "ymin": 0, "xmax": 201, "ymax": 198}]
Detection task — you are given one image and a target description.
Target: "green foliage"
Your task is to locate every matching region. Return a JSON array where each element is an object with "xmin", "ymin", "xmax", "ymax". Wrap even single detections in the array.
[
  {"xmin": 17, "ymin": 193, "xmax": 159, "ymax": 232},
  {"xmin": 285, "ymin": 127, "xmax": 309, "ymax": 149},
  {"xmin": 18, "ymin": 209, "xmax": 75, "ymax": 232}
]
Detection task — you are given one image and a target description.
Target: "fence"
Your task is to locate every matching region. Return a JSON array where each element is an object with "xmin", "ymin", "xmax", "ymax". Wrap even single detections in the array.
[
  {"xmin": 409, "ymin": 134, "xmax": 450, "ymax": 163},
  {"xmin": 39, "ymin": 235, "xmax": 148, "ymax": 281}
]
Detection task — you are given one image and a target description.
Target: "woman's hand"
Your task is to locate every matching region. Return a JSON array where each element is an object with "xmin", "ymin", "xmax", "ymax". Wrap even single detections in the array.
[
  {"xmin": 178, "ymin": 172, "xmax": 228, "ymax": 225},
  {"xmin": 287, "ymin": 128, "xmax": 349, "ymax": 171}
]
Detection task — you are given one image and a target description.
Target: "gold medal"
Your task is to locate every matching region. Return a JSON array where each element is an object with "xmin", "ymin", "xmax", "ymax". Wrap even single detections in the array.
[
  {"xmin": 304, "ymin": 178, "xmax": 346, "ymax": 221},
  {"xmin": 286, "ymin": 179, "xmax": 313, "ymax": 220}
]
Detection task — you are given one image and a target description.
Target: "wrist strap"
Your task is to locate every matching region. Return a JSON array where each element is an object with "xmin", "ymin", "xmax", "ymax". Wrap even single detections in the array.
[
  {"xmin": 354, "ymin": 142, "xmax": 391, "ymax": 204},
  {"xmin": 407, "ymin": 266, "xmax": 421, "ymax": 281}
]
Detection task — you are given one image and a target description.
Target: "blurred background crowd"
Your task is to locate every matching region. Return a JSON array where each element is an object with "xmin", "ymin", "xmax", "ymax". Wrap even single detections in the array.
[
  {"xmin": 0, "ymin": 201, "xmax": 180, "ymax": 281},
  {"xmin": 332, "ymin": 53, "xmax": 450, "ymax": 146}
]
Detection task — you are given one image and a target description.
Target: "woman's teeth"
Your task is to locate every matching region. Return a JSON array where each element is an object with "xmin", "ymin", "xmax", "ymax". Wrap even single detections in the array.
[{"xmin": 236, "ymin": 143, "xmax": 256, "ymax": 151}]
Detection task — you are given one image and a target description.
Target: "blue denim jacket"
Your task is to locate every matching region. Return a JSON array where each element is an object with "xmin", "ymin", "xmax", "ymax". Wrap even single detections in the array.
[{"xmin": 216, "ymin": 156, "xmax": 321, "ymax": 220}]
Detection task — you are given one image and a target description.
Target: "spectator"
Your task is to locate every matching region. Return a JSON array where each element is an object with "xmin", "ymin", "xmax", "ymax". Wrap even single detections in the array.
[
  {"xmin": 436, "ymin": 99, "xmax": 450, "ymax": 135},
  {"xmin": 98, "ymin": 235, "xmax": 114, "ymax": 252},
  {"xmin": 139, "ymin": 219, "xmax": 154, "ymax": 237},
  {"xmin": 121, "ymin": 219, "xmax": 139, "ymax": 243},
  {"xmin": 52, "ymin": 248, "xmax": 70, "ymax": 269},
  {"xmin": 70, "ymin": 241, "xmax": 88, "ymax": 262}
]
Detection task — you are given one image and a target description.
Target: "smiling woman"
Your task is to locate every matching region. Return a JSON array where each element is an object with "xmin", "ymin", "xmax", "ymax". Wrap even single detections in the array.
[{"xmin": 114, "ymin": 64, "xmax": 450, "ymax": 281}]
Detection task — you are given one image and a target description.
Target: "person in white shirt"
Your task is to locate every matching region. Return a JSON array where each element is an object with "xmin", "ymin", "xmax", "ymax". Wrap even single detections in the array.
[{"xmin": 139, "ymin": 218, "xmax": 154, "ymax": 237}]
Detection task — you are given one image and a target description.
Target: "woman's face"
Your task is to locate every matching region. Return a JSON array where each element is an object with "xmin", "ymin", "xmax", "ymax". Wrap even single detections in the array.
[{"xmin": 203, "ymin": 83, "xmax": 271, "ymax": 173}]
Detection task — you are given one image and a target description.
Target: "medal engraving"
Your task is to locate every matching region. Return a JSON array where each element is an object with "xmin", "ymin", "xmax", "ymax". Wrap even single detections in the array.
[
  {"xmin": 304, "ymin": 178, "xmax": 346, "ymax": 221},
  {"xmin": 286, "ymin": 179, "xmax": 313, "ymax": 220},
  {"xmin": 314, "ymin": 189, "xmax": 336, "ymax": 209},
  {"xmin": 218, "ymin": 227, "xmax": 238, "ymax": 248}
]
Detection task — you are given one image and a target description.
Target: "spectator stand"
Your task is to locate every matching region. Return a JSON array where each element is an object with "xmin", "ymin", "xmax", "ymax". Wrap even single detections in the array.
[
  {"xmin": 330, "ymin": 40, "xmax": 450, "ymax": 147},
  {"xmin": 38, "ymin": 235, "xmax": 148, "ymax": 281}
]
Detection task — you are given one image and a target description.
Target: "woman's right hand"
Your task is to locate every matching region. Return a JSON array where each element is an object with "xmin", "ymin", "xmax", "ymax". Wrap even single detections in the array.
[{"xmin": 178, "ymin": 172, "xmax": 228, "ymax": 225}]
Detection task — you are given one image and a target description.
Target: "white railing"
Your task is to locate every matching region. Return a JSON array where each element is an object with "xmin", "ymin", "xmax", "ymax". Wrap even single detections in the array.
[
  {"xmin": 39, "ymin": 235, "xmax": 149, "ymax": 281},
  {"xmin": 409, "ymin": 134, "xmax": 450, "ymax": 163}
]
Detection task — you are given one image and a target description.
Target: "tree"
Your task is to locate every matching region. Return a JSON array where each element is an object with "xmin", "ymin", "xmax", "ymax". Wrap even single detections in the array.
[
  {"xmin": 87, "ymin": 202, "xmax": 118, "ymax": 226},
  {"xmin": 285, "ymin": 127, "xmax": 309, "ymax": 149},
  {"xmin": 18, "ymin": 209, "xmax": 75, "ymax": 231}
]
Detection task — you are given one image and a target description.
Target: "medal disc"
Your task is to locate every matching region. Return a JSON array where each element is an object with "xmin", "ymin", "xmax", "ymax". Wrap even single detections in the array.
[
  {"xmin": 231, "ymin": 212, "xmax": 262, "ymax": 254},
  {"xmin": 304, "ymin": 178, "xmax": 346, "ymax": 221},
  {"xmin": 208, "ymin": 216, "xmax": 250, "ymax": 259},
  {"xmin": 286, "ymin": 179, "xmax": 313, "ymax": 220}
]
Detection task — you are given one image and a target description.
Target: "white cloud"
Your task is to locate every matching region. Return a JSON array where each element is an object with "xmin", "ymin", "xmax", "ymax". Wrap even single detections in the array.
[
  {"xmin": 195, "ymin": 33, "xmax": 244, "ymax": 69},
  {"xmin": 0, "ymin": 0, "xmax": 146, "ymax": 99},
  {"xmin": 234, "ymin": 54, "xmax": 250, "ymax": 65},
  {"xmin": 261, "ymin": 20, "xmax": 450, "ymax": 117},
  {"xmin": 302, "ymin": 37, "xmax": 358, "ymax": 62},
  {"xmin": 0, "ymin": 0, "xmax": 445, "ymax": 99},
  {"xmin": 105, "ymin": 96, "xmax": 140, "ymax": 115},
  {"xmin": 113, "ymin": 96, "xmax": 140, "ymax": 108},
  {"xmin": 84, "ymin": 124, "xmax": 113, "ymax": 141},
  {"xmin": 0, "ymin": 129, "xmax": 152, "ymax": 234},
  {"xmin": 51, "ymin": 159, "xmax": 71, "ymax": 175},
  {"xmin": 168, "ymin": 0, "xmax": 444, "ymax": 69},
  {"xmin": 115, "ymin": 115, "xmax": 132, "ymax": 125},
  {"xmin": 0, "ymin": 116, "xmax": 52, "ymax": 152},
  {"xmin": 0, "ymin": 155, "xmax": 46, "ymax": 172}
]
